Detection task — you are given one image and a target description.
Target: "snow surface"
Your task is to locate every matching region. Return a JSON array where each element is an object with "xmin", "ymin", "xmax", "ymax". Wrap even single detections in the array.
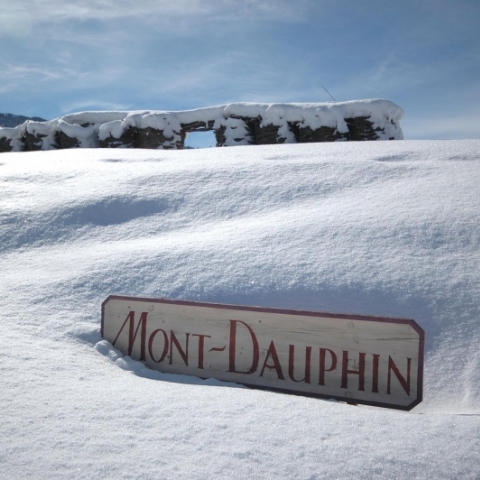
[
  {"xmin": 1, "ymin": 140, "xmax": 479, "ymax": 478},
  {"xmin": 0, "ymin": 99, "xmax": 404, "ymax": 150}
]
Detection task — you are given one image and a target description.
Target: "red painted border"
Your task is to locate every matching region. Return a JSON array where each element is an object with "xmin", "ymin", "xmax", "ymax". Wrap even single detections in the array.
[{"xmin": 101, "ymin": 294, "xmax": 425, "ymax": 411}]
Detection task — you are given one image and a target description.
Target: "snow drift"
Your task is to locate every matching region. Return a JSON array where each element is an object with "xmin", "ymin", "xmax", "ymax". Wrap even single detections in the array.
[{"xmin": 0, "ymin": 139, "xmax": 479, "ymax": 478}]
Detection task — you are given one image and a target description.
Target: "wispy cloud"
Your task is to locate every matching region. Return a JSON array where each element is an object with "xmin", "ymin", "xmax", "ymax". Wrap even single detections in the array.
[
  {"xmin": 60, "ymin": 99, "xmax": 133, "ymax": 114},
  {"xmin": 1, "ymin": 63, "xmax": 77, "ymax": 81},
  {"xmin": 0, "ymin": 0, "xmax": 316, "ymax": 34},
  {"xmin": 129, "ymin": 48, "xmax": 322, "ymax": 108},
  {"xmin": 335, "ymin": 54, "xmax": 437, "ymax": 101},
  {"xmin": 0, "ymin": 3, "xmax": 33, "ymax": 37}
]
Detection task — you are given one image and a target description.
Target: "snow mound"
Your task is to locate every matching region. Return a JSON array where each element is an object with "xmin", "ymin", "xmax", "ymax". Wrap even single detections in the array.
[{"xmin": 1, "ymin": 140, "xmax": 479, "ymax": 478}]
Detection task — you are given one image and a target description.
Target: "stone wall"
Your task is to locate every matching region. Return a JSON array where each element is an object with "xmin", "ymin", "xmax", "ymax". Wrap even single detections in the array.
[{"xmin": 0, "ymin": 100, "xmax": 404, "ymax": 152}]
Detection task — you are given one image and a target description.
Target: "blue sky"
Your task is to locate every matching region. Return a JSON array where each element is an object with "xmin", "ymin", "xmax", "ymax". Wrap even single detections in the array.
[{"xmin": 1, "ymin": 0, "xmax": 479, "ymax": 140}]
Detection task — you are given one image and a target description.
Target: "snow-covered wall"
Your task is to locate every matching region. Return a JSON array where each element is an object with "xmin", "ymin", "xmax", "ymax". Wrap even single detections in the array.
[{"xmin": 0, "ymin": 99, "xmax": 404, "ymax": 152}]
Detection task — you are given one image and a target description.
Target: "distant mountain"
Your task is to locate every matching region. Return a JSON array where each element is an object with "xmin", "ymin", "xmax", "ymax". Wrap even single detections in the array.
[{"xmin": 0, "ymin": 113, "xmax": 47, "ymax": 128}]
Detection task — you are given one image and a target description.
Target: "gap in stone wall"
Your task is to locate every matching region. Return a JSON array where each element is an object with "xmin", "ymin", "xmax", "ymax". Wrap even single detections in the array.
[{"xmin": 184, "ymin": 130, "xmax": 216, "ymax": 149}]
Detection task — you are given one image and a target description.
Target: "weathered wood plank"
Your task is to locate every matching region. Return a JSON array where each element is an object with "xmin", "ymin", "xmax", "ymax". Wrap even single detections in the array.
[{"xmin": 102, "ymin": 295, "xmax": 424, "ymax": 410}]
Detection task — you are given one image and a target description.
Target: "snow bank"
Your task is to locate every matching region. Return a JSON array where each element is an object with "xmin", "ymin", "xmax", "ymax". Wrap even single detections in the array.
[
  {"xmin": 1, "ymin": 140, "xmax": 479, "ymax": 479},
  {"xmin": 0, "ymin": 99, "xmax": 404, "ymax": 152}
]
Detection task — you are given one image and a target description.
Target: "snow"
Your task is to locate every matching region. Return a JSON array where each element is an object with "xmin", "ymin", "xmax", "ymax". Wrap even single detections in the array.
[
  {"xmin": 0, "ymin": 99, "xmax": 404, "ymax": 150},
  {"xmin": 1, "ymin": 140, "xmax": 479, "ymax": 478}
]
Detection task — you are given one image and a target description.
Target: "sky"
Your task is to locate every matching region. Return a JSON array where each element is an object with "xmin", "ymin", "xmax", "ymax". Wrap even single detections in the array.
[{"xmin": 1, "ymin": 0, "xmax": 479, "ymax": 140}]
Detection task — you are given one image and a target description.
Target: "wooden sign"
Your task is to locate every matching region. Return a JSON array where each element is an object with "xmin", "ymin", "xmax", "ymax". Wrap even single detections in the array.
[{"xmin": 101, "ymin": 295, "xmax": 424, "ymax": 410}]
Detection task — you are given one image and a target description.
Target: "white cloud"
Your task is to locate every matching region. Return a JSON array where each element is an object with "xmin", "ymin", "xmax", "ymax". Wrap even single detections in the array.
[
  {"xmin": 336, "ymin": 54, "xmax": 437, "ymax": 100},
  {"xmin": 61, "ymin": 99, "xmax": 133, "ymax": 113},
  {"xmin": 128, "ymin": 49, "xmax": 320, "ymax": 108},
  {"xmin": 0, "ymin": 0, "xmax": 315, "ymax": 30},
  {"xmin": 0, "ymin": 59, "xmax": 129, "ymax": 98},
  {"xmin": 0, "ymin": 3, "xmax": 33, "ymax": 37},
  {"xmin": 0, "ymin": 63, "xmax": 71, "ymax": 81}
]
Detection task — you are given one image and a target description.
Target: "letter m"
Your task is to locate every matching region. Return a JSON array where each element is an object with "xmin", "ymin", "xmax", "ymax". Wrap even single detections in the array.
[{"xmin": 112, "ymin": 311, "xmax": 148, "ymax": 361}]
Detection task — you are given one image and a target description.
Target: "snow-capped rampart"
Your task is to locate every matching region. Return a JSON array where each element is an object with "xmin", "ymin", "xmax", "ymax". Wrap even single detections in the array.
[{"xmin": 0, "ymin": 99, "xmax": 404, "ymax": 152}]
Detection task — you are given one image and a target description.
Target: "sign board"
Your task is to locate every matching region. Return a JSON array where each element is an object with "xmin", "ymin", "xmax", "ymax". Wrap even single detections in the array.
[{"xmin": 101, "ymin": 295, "xmax": 424, "ymax": 410}]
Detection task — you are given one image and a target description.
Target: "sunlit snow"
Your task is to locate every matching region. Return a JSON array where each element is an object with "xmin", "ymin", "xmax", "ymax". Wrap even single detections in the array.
[{"xmin": 1, "ymin": 140, "xmax": 479, "ymax": 478}]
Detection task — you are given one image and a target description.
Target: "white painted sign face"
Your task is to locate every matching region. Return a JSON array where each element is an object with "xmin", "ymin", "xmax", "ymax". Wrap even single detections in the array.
[{"xmin": 101, "ymin": 296, "xmax": 424, "ymax": 410}]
